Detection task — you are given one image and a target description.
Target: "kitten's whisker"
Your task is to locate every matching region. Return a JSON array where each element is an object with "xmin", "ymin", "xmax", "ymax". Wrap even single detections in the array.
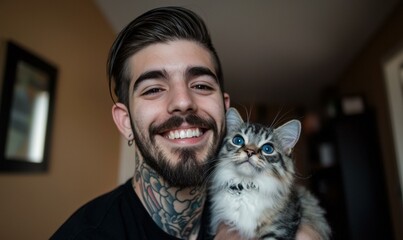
[
  {"xmin": 239, "ymin": 105, "xmax": 252, "ymax": 123},
  {"xmin": 201, "ymin": 161, "xmax": 219, "ymax": 185},
  {"xmin": 201, "ymin": 157, "xmax": 237, "ymax": 189},
  {"xmin": 269, "ymin": 107, "xmax": 295, "ymax": 129},
  {"xmin": 247, "ymin": 105, "xmax": 253, "ymax": 123},
  {"xmin": 271, "ymin": 107, "xmax": 293, "ymax": 127},
  {"xmin": 270, "ymin": 105, "xmax": 284, "ymax": 129}
]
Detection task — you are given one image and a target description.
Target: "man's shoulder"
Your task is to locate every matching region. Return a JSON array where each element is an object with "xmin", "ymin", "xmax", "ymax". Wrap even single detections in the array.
[{"xmin": 51, "ymin": 179, "xmax": 138, "ymax": 240}]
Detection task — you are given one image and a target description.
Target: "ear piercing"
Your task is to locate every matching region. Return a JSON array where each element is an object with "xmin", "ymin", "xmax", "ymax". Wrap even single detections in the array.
[{"xmin": 128, "ymin": 133, "xmax": 134, "ymax": 146}]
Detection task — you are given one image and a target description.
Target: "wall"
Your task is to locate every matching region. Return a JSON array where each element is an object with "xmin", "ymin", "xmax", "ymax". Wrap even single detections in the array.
[
  {"xmin": 0, "ymin": 1, "xmax": 120, "ymax": 239},
  {"xmin": 338, "ymin": 3, "xmax": 403, "ymax": 239}
]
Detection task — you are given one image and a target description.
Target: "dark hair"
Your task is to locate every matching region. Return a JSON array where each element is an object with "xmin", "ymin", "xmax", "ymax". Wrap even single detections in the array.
[{"xmin": 107, "ymin": 6, "xmax": 224, "ymax": 107}]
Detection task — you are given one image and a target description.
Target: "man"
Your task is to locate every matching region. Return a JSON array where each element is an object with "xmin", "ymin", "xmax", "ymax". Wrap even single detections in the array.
[{"xmin": 52, "ymin": 6, "xmax": 320, "ymax": 239}]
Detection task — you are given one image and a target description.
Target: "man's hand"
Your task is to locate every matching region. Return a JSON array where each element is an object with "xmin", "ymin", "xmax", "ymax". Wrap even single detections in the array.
[
  {"xmin": 296, "ymin": 224, "xmax": 322, "ymax": 240},
  {"xmin": 214, "ymin": 223, "xmax": 255, "ymax": 240},
  {"xmin": 214, "ymin": 223, "xmax": 321, "ymax": 240}
]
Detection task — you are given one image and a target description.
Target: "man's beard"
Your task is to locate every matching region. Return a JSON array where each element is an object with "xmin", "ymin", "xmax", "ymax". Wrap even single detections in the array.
[{"xmin": 132, "ymin": 114, "xmax": 225, "ymax": 188}]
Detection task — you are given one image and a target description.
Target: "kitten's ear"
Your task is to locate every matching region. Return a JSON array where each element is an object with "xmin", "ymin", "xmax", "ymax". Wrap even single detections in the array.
[
  {"xmin": 274, "ymin": 120, "xmax": 301, "ymax": 154},
  {"xmin": 226, "ymin": 107, "xmax": 244, "ymax": 132}
]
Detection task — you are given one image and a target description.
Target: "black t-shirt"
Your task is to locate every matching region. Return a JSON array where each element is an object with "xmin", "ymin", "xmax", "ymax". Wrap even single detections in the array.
[{"xmin": 51, "ymin": 179, "xmax": 212, "ymax": 240}]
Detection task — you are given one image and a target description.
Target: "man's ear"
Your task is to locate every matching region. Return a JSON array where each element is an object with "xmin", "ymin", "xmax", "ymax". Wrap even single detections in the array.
[
  {"xmin": 223, "ymin": 92, "xmax": 230, "ymax": 110},
  {"xmin": 112, "ymin": 103, "xmax": 133, "ymax": 140}
]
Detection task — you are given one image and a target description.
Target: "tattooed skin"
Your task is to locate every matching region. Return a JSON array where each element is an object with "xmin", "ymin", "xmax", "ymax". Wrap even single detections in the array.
[{"xmin": 133, "ymin": 151, "xmax": 205, "ymax": 239}]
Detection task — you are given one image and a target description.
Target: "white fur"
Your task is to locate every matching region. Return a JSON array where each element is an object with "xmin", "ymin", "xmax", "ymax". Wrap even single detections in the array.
[{"xmin": 210, "ymin": 161, "xmax": 289, "ymax": 239}]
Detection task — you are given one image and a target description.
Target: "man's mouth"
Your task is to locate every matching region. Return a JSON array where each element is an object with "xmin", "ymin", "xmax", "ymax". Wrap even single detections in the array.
[{"xmin": 165, "ymin": 128, "xmax": 204, "ymax": 140}]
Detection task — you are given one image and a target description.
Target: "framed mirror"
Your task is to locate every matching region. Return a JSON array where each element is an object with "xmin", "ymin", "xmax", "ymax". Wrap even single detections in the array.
[{"xmin": 0, "ymin": 41, "xmax": 57, "ymax": 172}]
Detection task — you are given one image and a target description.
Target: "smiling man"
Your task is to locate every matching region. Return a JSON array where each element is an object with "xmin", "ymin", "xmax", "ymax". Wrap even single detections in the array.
[
  {"xmin": 52, "ymin": 6, "xmax": 319, "ymax": 240},
  {"xmin": 111, "ymin": 39, "xmax": 229, "ymax": 239}
]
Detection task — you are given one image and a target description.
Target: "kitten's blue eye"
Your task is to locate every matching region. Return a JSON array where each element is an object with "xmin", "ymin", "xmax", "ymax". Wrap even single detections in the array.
[
  {"xmin": 261, "ymin": 144, "xmax": 274, "ymax": 154},
  {"xmin": 232, "ymin": 135, "xmax": 245, "ymax": 146}
]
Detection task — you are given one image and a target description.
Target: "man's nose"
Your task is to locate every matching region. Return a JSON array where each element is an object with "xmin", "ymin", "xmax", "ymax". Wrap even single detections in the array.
[{"xmin": 167, "ymin": 83, "xmax": 197, "ymax": 114}]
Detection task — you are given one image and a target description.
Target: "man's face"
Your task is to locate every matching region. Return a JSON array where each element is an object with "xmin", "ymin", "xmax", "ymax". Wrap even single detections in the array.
[{"xmin": 128, "ymin": 40, "xmax": 229, "ymax": 187}]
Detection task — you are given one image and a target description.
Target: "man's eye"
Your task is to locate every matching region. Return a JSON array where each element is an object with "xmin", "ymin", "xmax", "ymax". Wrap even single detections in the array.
[
  {"xmin": 142, "ymin": 88, "xmax": 163, "ymax": 95},
  {"xmin": 193, "ymin": 84, "xmax": 213, "ymax": 90}
]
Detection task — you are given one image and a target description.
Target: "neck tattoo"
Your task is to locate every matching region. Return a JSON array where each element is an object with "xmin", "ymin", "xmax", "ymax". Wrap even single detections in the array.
[{"xmin": 133, "ymin": 152, "xmax": 205, "ymax": 239}]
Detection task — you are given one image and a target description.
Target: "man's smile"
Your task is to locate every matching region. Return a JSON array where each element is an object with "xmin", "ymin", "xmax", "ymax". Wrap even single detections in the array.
[{"xmin": 165, "ymin": 128, "xmax": 204, "ymax": 140}]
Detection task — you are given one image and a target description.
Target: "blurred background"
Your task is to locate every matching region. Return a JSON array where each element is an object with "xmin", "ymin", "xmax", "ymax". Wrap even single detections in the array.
[{"xmin": 0, "ymin": 0, "xmax": 402, "ymax": 239}]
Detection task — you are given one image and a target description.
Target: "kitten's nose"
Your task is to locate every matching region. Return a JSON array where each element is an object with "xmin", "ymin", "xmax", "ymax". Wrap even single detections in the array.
[{"xmin": 245, "ymin": 149, "xmax": 255, "ymax": 157}]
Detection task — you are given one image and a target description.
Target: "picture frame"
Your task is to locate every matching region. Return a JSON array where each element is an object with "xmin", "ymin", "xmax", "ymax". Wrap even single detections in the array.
[{"xmin": 0, "ymin": 41, "xmax": 57, "ymax": 172}]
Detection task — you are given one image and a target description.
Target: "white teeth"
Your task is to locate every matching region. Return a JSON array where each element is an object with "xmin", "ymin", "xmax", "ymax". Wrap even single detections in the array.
[
  {"xmin": 167, "ymin": 128, "xmax": 202, "ymax": 139},
  {"xmin": 186, "ymin": 129, "xmax": 192, "ymax": 138}
]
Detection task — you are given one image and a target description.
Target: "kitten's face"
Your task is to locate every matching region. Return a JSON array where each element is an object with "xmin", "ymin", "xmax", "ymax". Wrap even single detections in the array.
[
  {"xmin": 218, "ymin": 108, "xmax": 301, "ymax": 180},
  {"xmin": 222, "ymin": 123, "xmax": 286, "ymax": 177}
]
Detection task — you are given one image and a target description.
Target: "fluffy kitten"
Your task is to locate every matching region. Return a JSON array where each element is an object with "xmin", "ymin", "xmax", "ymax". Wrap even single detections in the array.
[{"xmin": 209, "ymin": 108, "xmax": 330, "ymax": 240}]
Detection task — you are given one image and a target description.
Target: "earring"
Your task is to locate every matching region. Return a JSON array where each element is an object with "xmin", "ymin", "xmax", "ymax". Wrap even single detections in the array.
[{"xmin": 128, "ymin": 133, "xmax": 134, "ymax": 146}]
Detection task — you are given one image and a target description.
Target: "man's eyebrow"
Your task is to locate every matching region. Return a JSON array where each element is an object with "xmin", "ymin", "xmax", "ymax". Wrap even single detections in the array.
[
  {"xmin": 132, "ymin": 70, "xmax": 166, "ymax": 92},
  {"xmin": 186, "ymin": 66, "xmax": 218, "ymax": 82}
]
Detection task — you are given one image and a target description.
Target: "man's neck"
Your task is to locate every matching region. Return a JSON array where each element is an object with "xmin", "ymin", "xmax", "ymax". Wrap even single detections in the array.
[{"xmin": 132, "ymin": 153, "xmax": 206, "ymax": 239}]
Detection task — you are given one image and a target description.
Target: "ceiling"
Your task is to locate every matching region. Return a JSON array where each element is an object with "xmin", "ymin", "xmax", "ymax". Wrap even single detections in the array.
[{"xmin": 94, "ymin": 0, "xmax": 400, "ymax": 106}]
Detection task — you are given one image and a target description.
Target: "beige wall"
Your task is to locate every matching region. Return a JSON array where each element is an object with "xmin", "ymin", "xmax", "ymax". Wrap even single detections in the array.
[
  {"xmin": 0, "ymin": 1, "xmax": 120, "ymax": 239},
  {"xmin": 338, "ymin": 3, "xmax": 403, "ymax": 239}
]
